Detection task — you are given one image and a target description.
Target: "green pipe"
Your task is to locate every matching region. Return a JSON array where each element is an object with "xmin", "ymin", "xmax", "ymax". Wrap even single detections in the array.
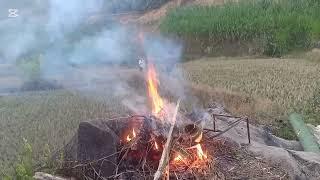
[{"xmin": 289, "ymin": 113, "xmax": 320, "ymax": 153}]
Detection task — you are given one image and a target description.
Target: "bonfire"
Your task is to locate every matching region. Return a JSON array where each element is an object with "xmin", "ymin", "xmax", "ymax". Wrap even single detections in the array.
[
  {"xmin": 51, "ymin": 32, "xmax": 250, "ymax": 180},
  {"xmin": 115, "ymin": 60, "xmax": 212, "ymax": 179}
]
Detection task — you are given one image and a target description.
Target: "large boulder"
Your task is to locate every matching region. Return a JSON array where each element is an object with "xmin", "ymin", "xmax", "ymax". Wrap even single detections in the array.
[{"xmin": 58, "ymin": 119, "xmax": 127, "ymax": 179}]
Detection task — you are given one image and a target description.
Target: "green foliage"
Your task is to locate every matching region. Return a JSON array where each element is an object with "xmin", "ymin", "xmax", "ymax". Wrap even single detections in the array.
[
  {"xmin": 274, "ymin": 121, "xmax": 297, "ymax": 140},
  {"xmin": 14, "ymin": 138, "xmax": 34, "ymax": 180},
  {"xmin": 1, "ymin": 138, "xmax": 34, "ymax": 180},
  {"xmin": 160, "ymin": 0, "xmax": 320, "ymax": 56},
  {"xmin": 2, "ymin": 175, "xmax": 13, "ymax": 180},
  {"xmin": 17, "ymin": 54, "xmax": 42, "ymax": 81}
]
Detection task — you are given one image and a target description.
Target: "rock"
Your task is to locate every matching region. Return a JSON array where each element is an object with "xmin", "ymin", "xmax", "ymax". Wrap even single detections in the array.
[
  {"xmin": 206, "ymin": 105, "xmax": 320, "ymax": 179},
  {"xmin": 56, "ymin": 119, "xmax": 125, "ymax": 179},
  {"xmin": 249, "ymin": 144, "xmax": 320, "ymax": 180},
  {"xmin": 77, "ymin": 119, "xmax": 120, "ymax": 178}
]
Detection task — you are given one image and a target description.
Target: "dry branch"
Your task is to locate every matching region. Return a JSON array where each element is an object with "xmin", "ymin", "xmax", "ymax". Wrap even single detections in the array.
[
  {"xmin": 34, "ymin": 172, "xmax": 69, "ymax": 180},
  {"xmin": 153, "ymin": 99, "xmax": 180, "ymax": 180}
]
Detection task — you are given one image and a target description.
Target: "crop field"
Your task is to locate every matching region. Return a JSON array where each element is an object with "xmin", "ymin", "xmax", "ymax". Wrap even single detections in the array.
[
  {"xmin": 0, "ymin": 57, "xmax": 319, "ymax": 176},
  {"xmin": 0, "ymin": 90, "xmax": 129, "ymax": 175},
  {"xmin": 182, "ymin": 58, "xmax": 320, "ymax": 121},
  {"xmin": 160, "ymin": 0, "xmax": 320, "ymax": 56},
  {"xmin": 2, "ymin": 0, "xmax": 320, "ymax": 178}
]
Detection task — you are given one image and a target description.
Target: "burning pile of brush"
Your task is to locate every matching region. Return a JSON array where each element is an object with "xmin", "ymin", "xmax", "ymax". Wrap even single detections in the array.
[
  {"xmin": 117, "ymin": 116, "xmax": 211, "ymax": 177},
  {"xmin": 113, "ymin": 62, "xmax": 213, "ymax": 179}
]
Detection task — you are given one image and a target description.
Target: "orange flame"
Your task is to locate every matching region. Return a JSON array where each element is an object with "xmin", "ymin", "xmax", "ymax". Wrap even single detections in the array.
[
  {"xmin": 147, "ymin": 63, "xmax": 164, "ymax": 116},
  {"xmin": 133, "ymin": 129, "xmax": 136, "ymax": 137},
  {"xmin": 173, "ymin": 154, "xmax": 183, "ymax": 162},
  {"xmin": 126, "ymin": 128, "xmax": 136, "ymax": 142},
  {"xmin": 126, "ymin": 135, "xmax": 131, "ymax": 142},
  {"xmin": 154, "ymin": 141, "xmax": 159, "ymax": 150},
  {"xmin": 195, "ymin": 144, "xmax": 207, "ymax": 160}
]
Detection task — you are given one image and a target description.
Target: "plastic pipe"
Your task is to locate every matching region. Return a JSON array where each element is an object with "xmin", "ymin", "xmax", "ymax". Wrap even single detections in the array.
[{"xmin": 289, "ymin": 113, "xmax": 320, "ymax": 153}]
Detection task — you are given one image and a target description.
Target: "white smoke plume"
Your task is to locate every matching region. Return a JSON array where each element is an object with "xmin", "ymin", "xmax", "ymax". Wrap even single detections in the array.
[{"xmin": 0, "ymin": 0, "xmax": 184, "ymax": 114}]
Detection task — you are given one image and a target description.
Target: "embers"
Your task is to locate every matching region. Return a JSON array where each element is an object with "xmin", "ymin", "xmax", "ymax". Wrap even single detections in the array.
[{"xmin": 117, "ymin": 116, "xmax": 209, "ymax": 174}]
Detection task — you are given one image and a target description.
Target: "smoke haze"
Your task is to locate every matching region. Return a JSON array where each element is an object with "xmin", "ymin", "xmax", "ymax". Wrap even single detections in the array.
[{"xmin": 0, "ymin": 0, "xmax": 184, "ymax": 114}]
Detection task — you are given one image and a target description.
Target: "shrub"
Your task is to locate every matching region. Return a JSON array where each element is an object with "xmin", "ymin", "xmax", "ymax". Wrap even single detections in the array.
[
  {"xmin": 16, "ymin": 54, "xmax": 42, "ymax": 81},
  {"xmin": 160, "ymin": 0, "xmax": 320, "ymax": 56},
  {"xmin": 2, "ymin": 139, "xmax": 35, "ymax": 180}
]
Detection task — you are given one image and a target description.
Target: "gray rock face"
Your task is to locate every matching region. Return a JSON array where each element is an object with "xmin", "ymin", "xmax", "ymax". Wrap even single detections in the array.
[
  {"xmin": 248, "ymin": 144, "xmax": 320, "ymax": 180},
  {"xmin": 206, "ymin": 106, "xmax": 320, "ymax": 180}
]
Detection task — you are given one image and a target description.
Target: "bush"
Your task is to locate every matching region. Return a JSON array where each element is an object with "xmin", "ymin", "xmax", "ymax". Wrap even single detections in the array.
[
  {"xmin": 16, "ymin": 54, "xmax": 42, "ymax": 81},
  {"xmin": 16, "ymin": 54, "xmax": 62, "ymax": 91},
  {"xmin": 160, "ymin": 0, "xmax": 320, "ymax": 56},
  {"xmin": 1, "ymin": 139, "xmax": 34, "ymax": 180}
]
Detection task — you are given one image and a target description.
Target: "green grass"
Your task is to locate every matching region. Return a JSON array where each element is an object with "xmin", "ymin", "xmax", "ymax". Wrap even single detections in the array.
[
  {"xmin": 160, "ymin": 0, "xmax": 320, "ymax": 56},
  {"xmin": 0, "ymin": 90, "xmax": 129, "ymax": 176}
]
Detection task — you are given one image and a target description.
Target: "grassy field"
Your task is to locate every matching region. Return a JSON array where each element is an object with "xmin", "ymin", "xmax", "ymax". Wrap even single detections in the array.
[
  {"xmin": 182, "ymin": 57, "xmax": 320, "ymax": 136},
  {"xmin": 1, "ymin": 58, "xmax": 319, "ymax": 177},
  {"xmin": 0, "ymin": 90, "xmax": 129, "ymax": 176},
  {"xmin": 183, "ymin": 58, "xmax": 320, "ymax": 109},
  {"xmin": 160, "ymin": 0, "xmax": 320, "ymax": 56}
]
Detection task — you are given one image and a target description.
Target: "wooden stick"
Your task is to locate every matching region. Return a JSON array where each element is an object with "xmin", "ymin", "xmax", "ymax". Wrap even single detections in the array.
[
  {"xmin": 34, "ymin": 172, "xmax": 68, "ymax": 180},
  {"xmin": 153, "ymin": 99, "xmax": 180, "ymax": 180}
]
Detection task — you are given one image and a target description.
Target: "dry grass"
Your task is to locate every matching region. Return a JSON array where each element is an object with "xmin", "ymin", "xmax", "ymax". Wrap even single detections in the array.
[
  {"xmin": 186, "ymin": 83, "xmax": 280, "ymax": 122},
  {"xmin": 180, "ymin": 57, "xmax": 320, "ymax": 139},
  {"xmin": 306, "ymin": 48, "xmax": 320, "ymax": 63},
  {"xmin": 182, "ymin": 58, "xmax": 320, "ymax": 111}
]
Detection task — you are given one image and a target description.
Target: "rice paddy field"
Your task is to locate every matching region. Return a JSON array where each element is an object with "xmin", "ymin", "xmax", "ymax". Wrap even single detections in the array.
[
  {"xmin": 1, "ymin": 57, "xmax": 319, "ymax": 177},
  {"xmin": 182, "ymin": 57, "xmax": 320, "ymax": 130},
  {"xmin": 2, "ymin": 0, "xmax": 320, "ymax": 178},
  {"xmin": 0, "ymin": 90, "xmax": 129, "ymax": 175},
  {"xmin": 183, "ymin": 58, "xmax": 320, "ymax": 110}
]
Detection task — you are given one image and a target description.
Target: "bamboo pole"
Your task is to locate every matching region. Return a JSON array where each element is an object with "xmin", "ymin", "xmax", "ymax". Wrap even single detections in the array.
[{"xmin": 153, "ymin": 99, "xmax": 180, "ymax": 180}]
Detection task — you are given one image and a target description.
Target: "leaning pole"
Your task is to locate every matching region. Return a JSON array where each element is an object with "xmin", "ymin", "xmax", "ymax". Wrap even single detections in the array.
[{"xmin": 289, "ymin": 113, "xmax": 320, "ymax": 153}]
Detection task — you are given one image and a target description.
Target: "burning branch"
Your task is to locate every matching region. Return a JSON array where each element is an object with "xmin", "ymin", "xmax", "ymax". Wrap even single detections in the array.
[{"xmin": 153, "ymin": 99, "xmax": 180, "ymax": 180}]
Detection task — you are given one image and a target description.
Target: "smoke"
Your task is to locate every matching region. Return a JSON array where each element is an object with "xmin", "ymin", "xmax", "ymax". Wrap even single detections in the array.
[
  {"xmin": 0, "ymin": 0, "xmax": 185, "ymax": 114},
  {"xmin": 46, "ymin": 0, "xmax": 103, "ymax": 40},
  {"xmin": 0, "ymin": 18, "xmax": 38, "ymax": 61}
]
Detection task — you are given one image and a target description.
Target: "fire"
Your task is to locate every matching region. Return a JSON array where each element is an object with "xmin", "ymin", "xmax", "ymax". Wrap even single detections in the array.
[
  {"xmin": 126, "ymin": 128, "xmax": 136, "ymax": 142},
  {"xmin": 173, "ymin": 154, "xmax": 183, "ymax": 162},
  {"xmin": 133, "ymin": 128, "xmax": 136, "ymax": 137},
  {"xmin": 195, "ymin": 144, "xmax": 207, "ymax": 160},
  {"xmin": 154, "ymin": 141, "xmax": 159, "ymax": 150},
  {"xmin": 146, "ymin": 63, "xmax": 164, "ymax": 116}
]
